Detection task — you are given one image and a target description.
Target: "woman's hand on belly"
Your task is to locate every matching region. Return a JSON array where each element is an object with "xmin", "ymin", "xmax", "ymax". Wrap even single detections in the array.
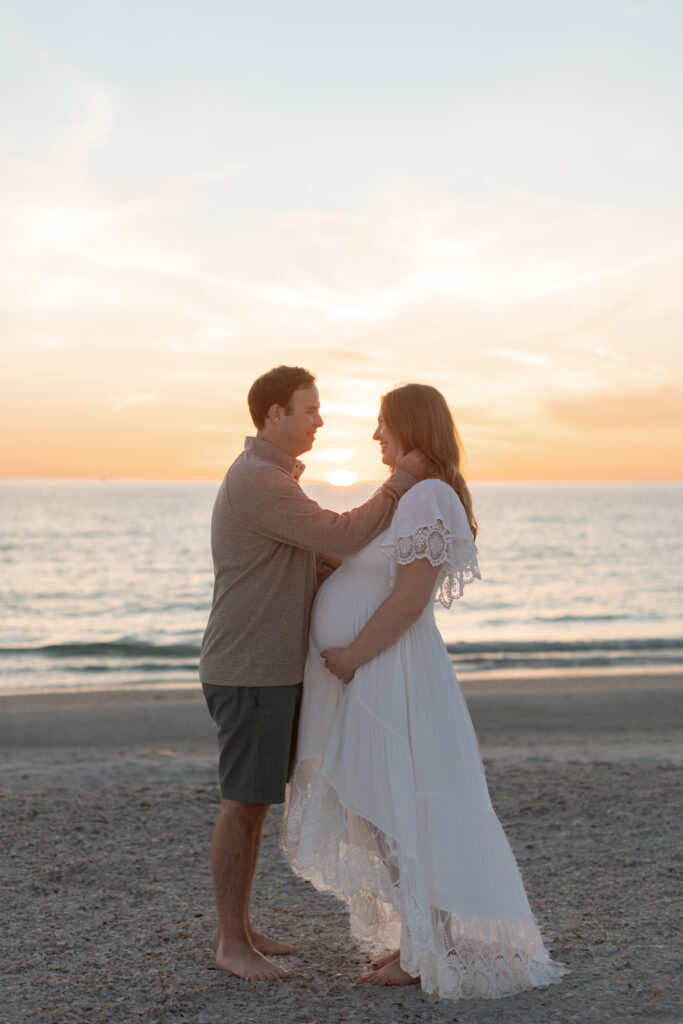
[{"xmin": 321, "ymin": 647, "xmax": 357, "ymax": 685}]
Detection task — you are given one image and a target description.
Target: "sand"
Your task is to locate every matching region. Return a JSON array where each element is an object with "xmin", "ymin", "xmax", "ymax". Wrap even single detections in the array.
[{"xmin": 1, "ymin": 673, "xmax": 681, "ymax": 1023}]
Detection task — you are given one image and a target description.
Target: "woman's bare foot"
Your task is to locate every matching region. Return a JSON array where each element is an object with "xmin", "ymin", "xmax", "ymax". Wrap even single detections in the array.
[
  {"xmin": 213, "ymin": 928, "xmax": 296, "ymax": 958},
  {"xmin": 361, "ymin": 959, "xmax": 419, "ymax": 986},
  {"xmin": 214, "ymin": 939, "xmax": 290, "ymax": 981},
  {"xmin": 370, "ymin": 949, "xmax": 400, "ymax": 970}
]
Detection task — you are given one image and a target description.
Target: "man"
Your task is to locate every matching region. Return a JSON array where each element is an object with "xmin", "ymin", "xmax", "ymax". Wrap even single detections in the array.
[{"xmin": 200, "ymin": 365, "xmax": 425, "ymax": 981}]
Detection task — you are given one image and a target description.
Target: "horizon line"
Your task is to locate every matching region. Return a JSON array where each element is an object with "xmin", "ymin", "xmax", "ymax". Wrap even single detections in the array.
[{"xmin": 1, "ymin": 475, "xmax": 681, "ymax": 486}]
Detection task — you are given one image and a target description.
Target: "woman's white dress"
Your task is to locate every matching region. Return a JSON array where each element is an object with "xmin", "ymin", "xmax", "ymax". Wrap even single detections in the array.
[{"xmin": 281, "ymin": 480, "xmax": 564, "ymax": 1000}]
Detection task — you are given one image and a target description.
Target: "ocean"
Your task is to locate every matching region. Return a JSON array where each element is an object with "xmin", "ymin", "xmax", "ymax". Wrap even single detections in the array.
[{"xmin": 1, "ymin": 480, "xmax": 681, "ymax": 693}]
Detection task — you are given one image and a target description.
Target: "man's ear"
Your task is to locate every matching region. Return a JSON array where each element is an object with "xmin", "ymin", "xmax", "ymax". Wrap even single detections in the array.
[{"xmin": 266, "ymin": 402, "xmax": 283, "ymax": 424}]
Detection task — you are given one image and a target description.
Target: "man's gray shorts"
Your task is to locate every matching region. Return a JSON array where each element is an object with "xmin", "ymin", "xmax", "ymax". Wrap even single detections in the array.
[{"xmin": 202, "ymin": 682, "xmax": 302, "ymax": 804}]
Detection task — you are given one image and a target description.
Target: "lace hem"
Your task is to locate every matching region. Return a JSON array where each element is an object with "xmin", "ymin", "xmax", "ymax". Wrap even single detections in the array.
[
  {"xmin": 382, "ymin": 519, "xmax": 481, "ymax": 608},
  {"xmin": 281, "ymin": 759, "xmax": 565, "ymax": 1001}
]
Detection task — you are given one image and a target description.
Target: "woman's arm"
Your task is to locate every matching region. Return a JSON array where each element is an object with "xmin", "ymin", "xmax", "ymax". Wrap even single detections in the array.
[{"xmin": 321, "ymin": 557, "xmax": 441, "ymax": 683}]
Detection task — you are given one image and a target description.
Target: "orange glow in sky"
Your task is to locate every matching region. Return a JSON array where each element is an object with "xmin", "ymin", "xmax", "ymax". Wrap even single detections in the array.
[{"xmin": 2, "ymin": 3, "xmax": 682, "ymax": 482}]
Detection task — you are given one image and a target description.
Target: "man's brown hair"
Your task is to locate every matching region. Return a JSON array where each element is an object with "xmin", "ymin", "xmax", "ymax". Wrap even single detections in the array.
[{"xmin": 247, "ymin": 365, "xmax": 316, "ymax": 429}]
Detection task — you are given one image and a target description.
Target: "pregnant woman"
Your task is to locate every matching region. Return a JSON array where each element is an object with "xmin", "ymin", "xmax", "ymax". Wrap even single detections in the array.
[{"xmin": 281, "ymin": 383, "xmax": 564, "ymax": 1000}]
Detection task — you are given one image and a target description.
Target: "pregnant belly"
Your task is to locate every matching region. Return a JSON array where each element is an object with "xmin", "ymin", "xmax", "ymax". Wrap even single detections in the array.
[{"xmin": 309, "ymin": 573, "xmax": 384, "ymax": 653}]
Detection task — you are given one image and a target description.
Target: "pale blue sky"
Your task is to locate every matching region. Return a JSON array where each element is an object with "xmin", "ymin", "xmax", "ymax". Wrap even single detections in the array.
[
  {"xmin": 1, "ymin": 0, "xmax": 682, "ymax": 479},
  {"xmin": 6, "ymin": 0, "xmax": 681, "ymax": 207}
]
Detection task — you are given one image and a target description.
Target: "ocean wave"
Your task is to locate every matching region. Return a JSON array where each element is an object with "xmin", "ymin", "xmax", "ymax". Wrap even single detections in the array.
[
  {"xmin": 445, "ymin": 638, "xmax": 683, "ymax": 655},
  {"xmin": 445, "ymin": 637, "xmax": 683, "ymax": 674},
  {"xmin": 529, "ymin": 613, "xmax": 663, "ymax": 624},
  {"xmin": 0, "ymin": 640, "xmax": 200, "ymax": 659},
  {"xmin": 1, "ymin": 636, "xmax": 682, "ymax": 665}
]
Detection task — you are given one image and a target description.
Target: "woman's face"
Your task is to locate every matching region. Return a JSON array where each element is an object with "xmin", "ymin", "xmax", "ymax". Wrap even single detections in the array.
[{"xmin": 372, "ymin": 412, "xmax": 404, "ymax": 469}]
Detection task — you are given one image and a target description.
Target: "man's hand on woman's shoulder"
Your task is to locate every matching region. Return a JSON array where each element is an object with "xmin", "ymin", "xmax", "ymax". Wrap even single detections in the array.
[{"xmin": 395, "ymin": 449, "xmax": 433, "ymax": 482}]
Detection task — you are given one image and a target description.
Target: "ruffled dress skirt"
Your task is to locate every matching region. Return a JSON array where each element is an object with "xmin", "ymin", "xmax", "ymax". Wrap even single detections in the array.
[{"xmin": 281, "ymin": 531, "xmax": 565, "ymax": 1000}]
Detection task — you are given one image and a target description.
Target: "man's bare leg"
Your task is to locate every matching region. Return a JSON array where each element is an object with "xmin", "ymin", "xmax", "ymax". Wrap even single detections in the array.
[
  {"xmin": 245, "ymin": 812, "xmax": 296, "ymax": 955},
  {"xmin": 212, "ymin": 809, "xmax": 296, "ymax": 957},
  {"xmin": 210, "ymin": 799, "xmax": 289, "ymax": 980}
]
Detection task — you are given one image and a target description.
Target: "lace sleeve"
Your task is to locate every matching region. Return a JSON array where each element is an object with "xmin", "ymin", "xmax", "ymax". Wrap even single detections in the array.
[
  {"xmin": 434, "ymin": 537, "xmax": 481, "ymax": 607},
  {"xmin": 395, "ymin": 519, "xmax": 450, "ymax": 567},
  {"xmin": 387, "ymin": 517, "xmax": 481, "ymax": 608},
  {"xmin": 382, "ymin": 479, "xmax": 481, "ymax": 607}
]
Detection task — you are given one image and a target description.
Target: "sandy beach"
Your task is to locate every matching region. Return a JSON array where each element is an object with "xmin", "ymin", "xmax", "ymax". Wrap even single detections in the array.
[{"xmin": 1, "ymin": 673, "xmax": 681, "ymax": 1023}]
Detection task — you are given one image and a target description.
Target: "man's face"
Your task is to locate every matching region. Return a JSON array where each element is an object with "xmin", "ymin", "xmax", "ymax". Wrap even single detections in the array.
[{"xmin": 278, "ymin": 385, "xmax": 323, "ymax": 457}]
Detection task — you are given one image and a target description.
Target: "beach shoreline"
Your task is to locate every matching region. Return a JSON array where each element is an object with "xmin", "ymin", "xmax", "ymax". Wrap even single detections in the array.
[{"xmin": 1, "ymin": 671, "xmax": 681, "ymax": 788}]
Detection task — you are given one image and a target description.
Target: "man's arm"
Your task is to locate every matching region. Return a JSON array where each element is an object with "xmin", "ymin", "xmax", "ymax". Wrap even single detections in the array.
[
  {"xmin": 315, "ymin": 554, "xmax": 338, "ymax": 588},
  {"xmin": 317, "ymin": 553, "xmax": 343, "ymax": 570},
  {"xmin": 234, "ymin": 462, "xmax": 420, "ymax": 557},
  {"xmin": 310, "ymin": 452, "xmax": 428, "ymax": 571}
]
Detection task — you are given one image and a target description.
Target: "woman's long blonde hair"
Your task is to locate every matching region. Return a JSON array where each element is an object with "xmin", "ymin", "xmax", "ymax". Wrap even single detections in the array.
[{"xmin": 381, "ymin": 383, "xmax": 477, "ymax": 540}]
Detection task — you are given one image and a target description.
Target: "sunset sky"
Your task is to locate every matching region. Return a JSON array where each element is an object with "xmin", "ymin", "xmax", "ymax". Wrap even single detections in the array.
[{"xmin": 1, "ymin": 0, "xmax": 682, "ymax": 483}]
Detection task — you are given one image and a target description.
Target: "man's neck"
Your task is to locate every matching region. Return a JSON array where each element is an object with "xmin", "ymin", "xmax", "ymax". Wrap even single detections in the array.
[{"xmin": 256, "ymin": 430, "xmax": 295, "ymax": 459}]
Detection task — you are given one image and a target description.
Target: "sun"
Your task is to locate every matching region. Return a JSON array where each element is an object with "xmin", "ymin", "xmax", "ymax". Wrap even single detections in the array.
[{"xmin": 324, "ymin": 469, "xmax": 359, "ymax": 486}]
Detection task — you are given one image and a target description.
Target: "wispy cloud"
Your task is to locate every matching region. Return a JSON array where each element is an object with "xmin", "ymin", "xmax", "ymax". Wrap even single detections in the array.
[
  {"xmin": 488, "ymin": 349, "xmax": 551, "ymax": 368},
  {"xmin": 31, "ymin": 333, "xmax": 66, "ymax": 350},
  {"xmin": 309, "ymin": 447, "xmax": 357, "ymax": 463},
  {"xmin": 110, "ymin": 393, "xmax": 157, "ymax": 411},
  {"xmin": 258, "ymin": 281, "xmax": 397, "ymax": 323},
  {"xmin": 548, "ymin": 385, "xmax": 683, "ymax": 430},
  {"xmin": 500, "ymin": 242, "xmax": 683, "ymax": 305}
]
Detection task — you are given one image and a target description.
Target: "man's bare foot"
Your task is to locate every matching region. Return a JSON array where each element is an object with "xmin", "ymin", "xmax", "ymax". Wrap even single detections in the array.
[
  {"xmin": 214, "ymin": 940, "xmax": 290, "ymax": 981},
  {"xmin": 370, "ymin": 949, "xmax": 400, "ymax": 970},
  {"xmin": 249, "ymin": 928, "xmax": 296, "ymax": 956},
  {"xmin": 361, "ymin": 959, "xmax": 419, "ymax": 986},
  {"xmin": 212, "ymin": 928, "xmax": 295, "ymax": 957}
]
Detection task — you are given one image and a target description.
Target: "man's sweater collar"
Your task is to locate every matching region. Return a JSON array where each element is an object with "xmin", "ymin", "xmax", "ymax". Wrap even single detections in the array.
[{"xmin": 244, "ymin": 436, "xmax": 306, "ymax": 479}]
